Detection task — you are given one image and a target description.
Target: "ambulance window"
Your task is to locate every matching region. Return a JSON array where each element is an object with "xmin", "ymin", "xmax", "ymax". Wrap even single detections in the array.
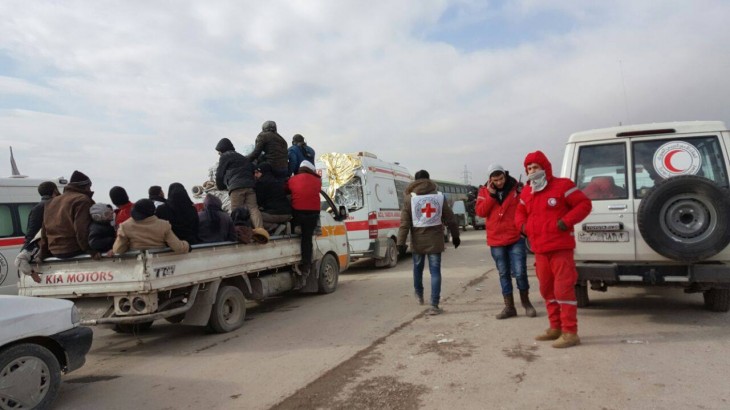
[
  {"xmin": 18, "ymin": 204, "xmax": 34, "ymax": 234},
  {"xmin": 632, "ymin": 136, "xmax": 728, "ymax": 198},
  {"xmin": 575, "ymin": 143, "xmax": 627, "ymax": 200},
  {"xmin": 394, "ymin": 180, "xmax": 409, "ymax": 206},
  {"xmin": 0, "ymin": 206, "xmax": 13, "ymax": 237},
  {"xmin": 335, "ymin": 176, "xmax": 365, "ymax": 211}
]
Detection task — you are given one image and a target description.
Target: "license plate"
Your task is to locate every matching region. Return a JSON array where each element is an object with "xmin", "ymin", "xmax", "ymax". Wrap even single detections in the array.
[{"xmin": 578, "ymin": 231, "xmax": 629, "ymax": 242}]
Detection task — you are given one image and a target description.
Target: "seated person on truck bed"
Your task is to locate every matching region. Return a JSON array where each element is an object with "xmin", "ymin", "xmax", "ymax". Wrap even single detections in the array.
[
  {"xmin": 254, "ymin": 162, "xmax": 292, "ymax": 235},
  {"xmin": 88, "ymin": 203, "xmax": 116, "ymax": 253},
  {"xmin": 113, "ymin": 199, "xmax": 190, "ymax": 255},
  {"xmin": 41, "ymin": 170, "xmax": 99, "ymax": 259},
  {"xmin": 198, "ymin": 194, "xmax": 236, "ymax": 243}
]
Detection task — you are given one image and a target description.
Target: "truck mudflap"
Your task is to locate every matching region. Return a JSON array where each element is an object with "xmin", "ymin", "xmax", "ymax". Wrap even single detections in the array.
[{"xmin": 79, "ymin": 284, "xmax": 200, "ymax": 326}]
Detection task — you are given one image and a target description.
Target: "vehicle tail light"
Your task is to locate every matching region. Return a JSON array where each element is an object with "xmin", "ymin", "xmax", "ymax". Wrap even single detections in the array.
[{"xmin": 368, "ymin": 211, "xmax": 378, "ymax": 239}]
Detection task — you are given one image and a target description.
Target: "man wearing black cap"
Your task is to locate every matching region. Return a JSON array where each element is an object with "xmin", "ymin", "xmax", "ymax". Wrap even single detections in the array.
[
  {"xmin": 23, "ymin": 181, "xmax": 60, "ymax": 250},
  {"xmin": 41, "ymin": 170, "xmax": 98, "ymax": 259},
  {"xmin": 113, "ymin": 199, "xmax": 190, "ymax": 254},
  {"xmin": 288, "ymin": 134, "xmax": 316, "ymax": 176}
]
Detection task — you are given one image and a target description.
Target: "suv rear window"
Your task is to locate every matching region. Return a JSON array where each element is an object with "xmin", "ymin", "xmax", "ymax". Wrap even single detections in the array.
[
  {"xmin": 575, "ymin": 143, "xmax": 628, "ymax": 200},
  {"xmin": 632, "ymin": 136, "xmax": 728, "ymax": 198}
]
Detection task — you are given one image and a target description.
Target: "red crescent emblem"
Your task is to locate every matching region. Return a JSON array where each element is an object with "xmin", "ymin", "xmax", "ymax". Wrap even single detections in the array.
[{"xmin": 663, "ymin": 149, "xmax": 684, "ymax": 173}]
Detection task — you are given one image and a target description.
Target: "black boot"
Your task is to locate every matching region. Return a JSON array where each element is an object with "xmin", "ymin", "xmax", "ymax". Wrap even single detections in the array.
[
  {"xmin": 520, "ymin": 291, "xmax": 537, "ymax": 317},
  {"xmin": 496, "ymin": 294, "xmax": 517, "ymax": 319}
]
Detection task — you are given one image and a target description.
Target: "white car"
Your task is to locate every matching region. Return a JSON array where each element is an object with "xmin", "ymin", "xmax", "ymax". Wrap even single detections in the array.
[{"xmin": 0, "ymin": 296, "xmax": 93, "ymax": 409}]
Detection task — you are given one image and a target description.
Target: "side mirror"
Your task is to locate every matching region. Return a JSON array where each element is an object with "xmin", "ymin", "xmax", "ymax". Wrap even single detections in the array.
[{"xmin": 338, "ymin": 205, "xmax": 348, "ymax": 220}]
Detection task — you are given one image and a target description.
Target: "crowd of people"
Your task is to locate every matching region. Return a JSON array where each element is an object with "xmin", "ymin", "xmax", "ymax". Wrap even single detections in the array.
[{"xmin": 19, "ymin": 120, "xmax": 321, "ymax": 279}]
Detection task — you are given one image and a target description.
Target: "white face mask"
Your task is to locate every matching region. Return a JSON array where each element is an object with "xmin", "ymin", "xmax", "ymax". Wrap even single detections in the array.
[{"xmin": 528, "ymin": 170, "xmax": 547, "ymax": 192}]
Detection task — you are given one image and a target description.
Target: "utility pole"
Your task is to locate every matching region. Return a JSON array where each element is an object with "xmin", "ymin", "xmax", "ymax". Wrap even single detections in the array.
[{"xmin": 462, "ymin": 164, "xmax": 471, "ymax": 185}]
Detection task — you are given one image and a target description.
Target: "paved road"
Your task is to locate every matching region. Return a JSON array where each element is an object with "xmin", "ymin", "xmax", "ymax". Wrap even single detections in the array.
[{"xmin": 55, "ymin": 230, "xmax": 730, "ymax": 409}]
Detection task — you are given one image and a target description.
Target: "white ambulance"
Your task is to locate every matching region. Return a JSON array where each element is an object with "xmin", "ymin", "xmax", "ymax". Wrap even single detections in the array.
[
  {"xmin": 0, "ymin": 176, "xmax": 67, "ymax": 294},
  {"xmin": 318, "ymin": 152, "xmax": 412, "ymax": 268}
]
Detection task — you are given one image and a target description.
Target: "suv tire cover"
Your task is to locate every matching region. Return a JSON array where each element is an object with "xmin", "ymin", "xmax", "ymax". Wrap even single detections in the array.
[{"xmin": 637, "ymin": 175, "xmax": 730, "ymax": 262}]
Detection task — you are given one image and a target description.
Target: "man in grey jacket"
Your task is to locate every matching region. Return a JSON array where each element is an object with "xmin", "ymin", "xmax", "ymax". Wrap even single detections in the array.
[{"xmin": 397, "ymin": 170, "xmax": 461, "ymax": 315}]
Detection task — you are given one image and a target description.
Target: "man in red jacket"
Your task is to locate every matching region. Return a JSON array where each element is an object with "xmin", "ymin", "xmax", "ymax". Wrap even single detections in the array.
[
  {"xmin": 515, "ymin": 151, "xmax": 592, "ymax": 348},
  {"xmin": 476, "ymin": 164, "xmax": 536, "ymax": 320},
  {"xmin": 285, "ymin": 160, "xmax": 322, "ymax": 276}
]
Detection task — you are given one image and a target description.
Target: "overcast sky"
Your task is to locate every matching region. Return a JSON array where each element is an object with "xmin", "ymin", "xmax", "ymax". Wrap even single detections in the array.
[{"xmin": 1, "ymin": 0, "xmax": 729, "ymax": 204}]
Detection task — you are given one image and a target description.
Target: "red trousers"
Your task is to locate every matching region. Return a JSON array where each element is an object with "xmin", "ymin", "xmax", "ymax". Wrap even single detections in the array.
[{"xmin": 535, "ymin": 249, "xmax": 578, "ymax": 333}]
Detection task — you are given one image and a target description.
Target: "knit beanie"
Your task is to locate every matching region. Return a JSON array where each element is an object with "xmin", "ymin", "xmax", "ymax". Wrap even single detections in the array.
[
  {"xmin": 131, "ymin": 199, "xmax": 156, "ymax": 221},
  {"xmin": 90, "ymin": 203, "xmax": 114, "ymax": 222},
  {"xmin": 299, "ymin": 160, "xmax": 315, "ymax": 172},
  {"xmin": 487, "ymin": 164, "xmax": 505, "ymax": 178},
  {"xmin": 109, "ymin": 186, "xmax": 130, "ymax": 206},
  {"xmin": 262, "ymin": 120, "xmax": 277, "ymax": 132},
  {"xmin": 68, "ymin": 170, "xmax": 91, "ymax": 186},
  {"xmin": 38, "ymin": 181, "xmax": 58, "ymax": 197}
]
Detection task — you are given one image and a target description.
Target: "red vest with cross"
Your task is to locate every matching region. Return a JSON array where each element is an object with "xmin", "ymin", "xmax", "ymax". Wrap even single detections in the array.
[{"xmin": 410, "ymin": 193, "xmax": 445, "ymax": 227}]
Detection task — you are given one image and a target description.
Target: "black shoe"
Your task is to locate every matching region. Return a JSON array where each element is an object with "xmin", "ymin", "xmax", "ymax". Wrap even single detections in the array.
[
  {"xmin": 415, "ymin": 292, "xmax": 424, "ymax": 305},
  {"xmin": 428, "ymin": 305, "xmax": 443, "ymax": 315}
]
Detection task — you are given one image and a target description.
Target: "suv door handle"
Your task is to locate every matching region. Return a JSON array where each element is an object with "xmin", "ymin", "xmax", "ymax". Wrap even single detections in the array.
[{"xmin": 608, "ymin": 204, "xmax": 627, "ymax": 210}]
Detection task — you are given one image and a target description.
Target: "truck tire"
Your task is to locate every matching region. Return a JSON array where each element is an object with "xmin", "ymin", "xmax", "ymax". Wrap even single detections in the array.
[
  {"xmin": 383, "ymin": 239, "xmax": 398, "ymax": 268},
  {"xmin": 637, "ymin": 175, "xmax": 730, "ymax": 262},
  {"xmin": 703, "ymin": 289, "xmax": 730, "ymax": 312},
  {"xmin": 318, "ymin": 254, "xmax": 340, "ymax": 294},
  {"xmin": 207, "ymin": 285, "xmax": 246, "ymax": 333},
  {"xmin": 112, "ymin": 321, "xmax": 154, "ymax": 334},
  {"xmin": 575, "ymin": 283, "xmax": 589, "ymax": 308},
  {"xmin": 0, "ymin": 344, "xmax": 61, "ymax": 410}
]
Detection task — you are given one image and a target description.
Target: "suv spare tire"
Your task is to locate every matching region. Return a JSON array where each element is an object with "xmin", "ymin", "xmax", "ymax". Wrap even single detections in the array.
[{"xmin": 637, "ymin": 175, "xmax": 730, "ymax": 262}]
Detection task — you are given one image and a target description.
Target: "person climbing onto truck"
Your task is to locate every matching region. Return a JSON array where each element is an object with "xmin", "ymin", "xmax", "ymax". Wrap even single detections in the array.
[
  {"xmin": 288, "ymin": 134, "xmax": 316, "ymax": 176},
  {"xmin": 476, "ymin": 164, "xmax": 536, "ymax": 320},
  {"xmin": 515, "ymin": 150, "xmax": 592, "ymax": 348},
  {"xmin": 247, "ymin": 121, "xmax": 289, "ymax": 182},
  {"xmin": 285, "ymin": 160, "xmax": 321, "ymax": 276},
  {"xmin": 215, "ymin": 137, "xmax": 264, "ymax": 229}
]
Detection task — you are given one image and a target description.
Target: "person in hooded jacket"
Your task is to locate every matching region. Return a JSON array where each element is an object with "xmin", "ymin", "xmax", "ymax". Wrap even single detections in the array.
[
  {"xmin": 110, "ymin": 186, "xmax": 134, "ymax": 226},
  {"xmin": 155, "ymin": 182, "xmax": 200, "ymax": 245},
  {"xmin": 88, "ymin": 203, "xmax": 116, "ymax": 253},
  {"xmin": 288, "ymin": 134, "xmax": 316, "ymax": 176},
  {"xmin": 285, "ymin": 160, "xmax": 321, "ymax": 275},
  {"xmin": 247, "ymin": 121, "xmax": 289, "ymax": 181},
  {"xmin": 215, "ymin": 137, "xmax": 264, "ymax": 229},
  {"xmin": 114, "ymin": 199, "xmax": 189, "ymax": 254},
  {"xmin": 397, "ymin": 170, "xmax": 461, "ymax": 315},
  {"xmin": 23, "ymin": 181, "xmax": 60, "ymax": 250},
  {"xmin": 255, "ymin": 162, "xmax": 292, "ymax": 234},
  {"xmin": 198, "ymin": 194, "xmax": 236, "ymax": 243},
  {"xmin": 476, "ymin": 164, "xmax": 536, "ymax": 320},
  {"xmin": 515, "ymin": 150, "xmax": 592, "ymax": 348},
  {"xmin": 40, "ymin": 170, "xmax": 98, "ymax": 259}
]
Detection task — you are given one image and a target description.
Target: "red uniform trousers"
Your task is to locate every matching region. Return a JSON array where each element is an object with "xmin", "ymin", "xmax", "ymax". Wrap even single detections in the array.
[{"xmin": 535, "ymin": 249, "xmax": 578, "ymax": 333}]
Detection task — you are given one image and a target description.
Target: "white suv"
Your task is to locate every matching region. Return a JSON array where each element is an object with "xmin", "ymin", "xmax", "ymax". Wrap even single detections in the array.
[{"xmin": 561, "ymin": 121, "xmax": 730, "ymax": 312}]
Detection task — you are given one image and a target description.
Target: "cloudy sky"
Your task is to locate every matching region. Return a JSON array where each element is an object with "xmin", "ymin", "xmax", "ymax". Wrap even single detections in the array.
[{"xmin": 1, "ymin": 0, "xmax": 729, "ymax": 203}]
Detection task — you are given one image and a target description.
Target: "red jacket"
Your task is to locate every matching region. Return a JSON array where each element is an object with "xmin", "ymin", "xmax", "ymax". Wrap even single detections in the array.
[
  {"xmin": 115, "ymin": 202, "xmax": 133, "ymax": 226},
  {"xmin": 475, "ymin": 180, "xmax": 521, "ymax": 247},
  {"xmin": 286, "ymin": 171, "xmax": 321, "ymax": 211},
  {"xmin": 515, "ymin": 151, "xmax": 592, "ymax": 254}
]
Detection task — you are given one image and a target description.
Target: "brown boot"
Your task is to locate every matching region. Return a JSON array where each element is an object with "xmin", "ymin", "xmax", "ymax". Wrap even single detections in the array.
[
  {"xmin": 519, "ymin": 291, "xmax": 537, "ymax": 317},
  {"xmin": 535, "ymin": 328, "xmax": 561, "ymax": 341},
  {"xmin": 552, "ymin": 332, "xmax": 580, "ymax": 348},
  {"xmin": 496, "ymin": 294, "xmax": 517, "ymax": 319}
]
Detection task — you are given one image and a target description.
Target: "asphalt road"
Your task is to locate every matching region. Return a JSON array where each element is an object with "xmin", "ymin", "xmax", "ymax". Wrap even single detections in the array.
[{"xmin": 54, "ymin": 230, "xmax": 730, "ymax": 409}]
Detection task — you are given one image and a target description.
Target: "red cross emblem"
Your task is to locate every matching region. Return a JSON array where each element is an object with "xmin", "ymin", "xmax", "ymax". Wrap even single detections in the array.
[{"xmin": 421, "ymin": 203, "xmax": 437, "ymax": 218}]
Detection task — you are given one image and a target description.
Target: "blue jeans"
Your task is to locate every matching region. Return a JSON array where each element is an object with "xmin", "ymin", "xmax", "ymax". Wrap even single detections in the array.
[
  {"xmin": 412, "ymin": 253, "xmax": 442, "ymax": 306},
  {"xmin": 490, "ymin": 238, "xmax": 529, "ymax": 296}
]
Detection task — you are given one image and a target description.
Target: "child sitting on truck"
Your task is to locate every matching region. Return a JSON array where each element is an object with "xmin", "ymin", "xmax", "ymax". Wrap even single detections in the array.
[
  {"xmin": 113, "ymin": 199, "xmax": 190, "ymax": 255},
  {"xmin": 89, "ymin": 203, "xmax": 116, "ymax": 253}
]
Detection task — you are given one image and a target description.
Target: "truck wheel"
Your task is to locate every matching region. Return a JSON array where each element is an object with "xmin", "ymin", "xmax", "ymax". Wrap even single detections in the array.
[
  {"xmin": 575, "ymin": 284, "xmax": 589, "ymax": 308},
  {"xmin": 0, "ymin": 343, "xmax": 61, "ymax": 410},
  {"xmin": 208, "ymin": 286, "xmax": 246, "ymax": 333},
  {"xmin": 638, "ymin": 175, "xmax": 730, "ymax": 262},
  {"xmin": 382, "ymin": 239, "xmax": 398, "ymax": 268},
  {"xmin": 318, "ymin": 254, "xmax": 340, "ymax": 294},
  {"xmin": 703, "ymin": 289, "xmax": 730, "ymax": 312},
  {"xmin": 112, "ymin": 321, "xmax": 154, "ymax": 334}
]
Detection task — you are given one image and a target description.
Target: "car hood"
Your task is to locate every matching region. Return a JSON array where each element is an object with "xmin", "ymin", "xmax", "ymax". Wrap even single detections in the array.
[{"xmin": 0, "ymin": 296, "xmax": 76, "ymax": 346}]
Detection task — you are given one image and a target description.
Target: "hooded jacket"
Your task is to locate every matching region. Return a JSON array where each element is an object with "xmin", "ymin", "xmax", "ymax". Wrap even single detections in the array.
[
  {"xmin": 215, "ymin": 138, "xmax": 256, "ymax": 192},
  {"xmin": 198, "ymin": 195, "xmax": 236, "ymax": 243},
  {"xmin": 514, "ymin": 151, "xmax": 592, "ymax": 253},
  {"xmin": 285, "ymin": 168, "xmax": 321, "ymax": 211},
  {"xmin": 247, "ymin": 131, "xmax": 289, "ymax": 171},
  {"xmin": 397, "ymin": 179, "xmax": 459, "ymax": 254},
  {"xmin": 155, "ymin": 183, "xmax": 200, "ymax": 245},
  {"xmin": 475, "ymin": 174, "xmax": 522, "ymax": 247},
  {"xmin": 24, "ymin": 195, "xmax": 53, "ymax": 249},
  {"xmin": 288, "ymin": 143, "xmax": 316, "ymax": 175},
  {"xmin": 40, "ymin": 185, "xmax": 95, "ymax": 258}
]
